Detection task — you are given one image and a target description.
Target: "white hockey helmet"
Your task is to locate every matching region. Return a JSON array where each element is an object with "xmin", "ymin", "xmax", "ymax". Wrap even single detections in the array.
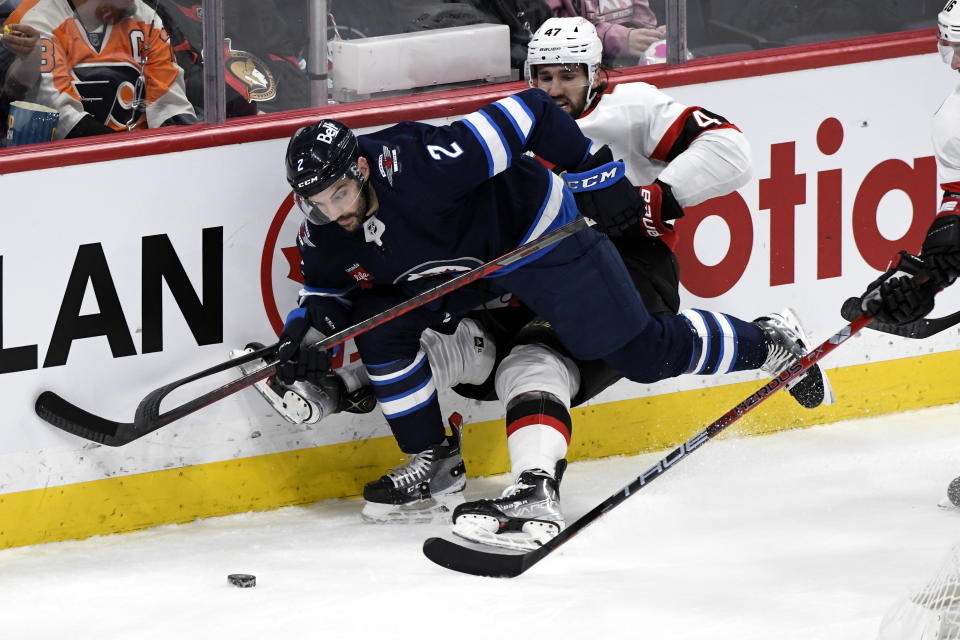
[
  {"xmin": 938, "ymin": 0, "xmax": 960, "ymax": 65},
  {"xmin": 526, "ymin": 17, "xmax": 604, "ymax": 104}
]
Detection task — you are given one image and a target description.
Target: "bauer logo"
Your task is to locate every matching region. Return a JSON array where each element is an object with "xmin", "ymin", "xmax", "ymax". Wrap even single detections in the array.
[{"xmin": 260, "ymin": 193, "xmax": 360, "ymax": 369}]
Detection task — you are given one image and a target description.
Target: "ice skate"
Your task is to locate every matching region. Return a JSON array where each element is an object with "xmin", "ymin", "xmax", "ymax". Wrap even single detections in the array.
[
  {"xmin": 753, "ymin": 309, "xmax": 836, "ymax": 409},
  {"xmin": 361, "ymin": 414, "xmax": 467, "ymax": 524},
  {"xmin": 451, "ymin": 461, "xmax": 566, "ymax": 551},
  {"xmin": 231, "ymin": 342, "xmax": 346, "ymax": 424}
]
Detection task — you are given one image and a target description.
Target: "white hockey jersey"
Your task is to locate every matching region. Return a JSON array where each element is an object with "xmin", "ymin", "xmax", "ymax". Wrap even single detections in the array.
[
  {"xmin": 577, "ymin": 81, "xmax": 752, "ymax": 208},
  {"xmin": 933, "ymin": 85, "xmax": 960, "ymax": 197}
]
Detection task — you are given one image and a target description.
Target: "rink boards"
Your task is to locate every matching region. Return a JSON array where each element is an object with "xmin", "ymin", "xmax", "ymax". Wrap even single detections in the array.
[{"xmin": 1, "ymin": 32, "xmax": 958, "ymax": 549}]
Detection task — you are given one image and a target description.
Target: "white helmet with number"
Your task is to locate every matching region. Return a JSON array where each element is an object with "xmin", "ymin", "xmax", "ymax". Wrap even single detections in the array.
[
  {"xmin": 939, "ymin": 0, "xmax": 960, "ymax": 64},
  {"xmin": 526, "ymin": 17, "xmax": 604, "ymax": 104}
]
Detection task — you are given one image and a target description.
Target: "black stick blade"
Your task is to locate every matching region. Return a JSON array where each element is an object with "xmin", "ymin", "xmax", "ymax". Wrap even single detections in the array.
[
  {"xmin": 35, "ymin": 391, "xmax": 137, "ymax": 446},
  {"xmin": 422, "ymin": 537, "xmax": 533, "ymax": 578},
  {"xmin": 841, "ymin": 296, "xmax": 960, "ymax": 339}
]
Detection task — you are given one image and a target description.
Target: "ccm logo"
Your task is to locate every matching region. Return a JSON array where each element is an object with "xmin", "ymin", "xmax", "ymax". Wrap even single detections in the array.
[{"xmin": 567, "ymin": 166, "xmax": 619, "ymax": 190}]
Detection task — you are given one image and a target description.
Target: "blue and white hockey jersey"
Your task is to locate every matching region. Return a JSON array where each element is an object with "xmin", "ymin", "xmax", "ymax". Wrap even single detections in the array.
[{"xmin": 295, "ymin": 88, "xmax": 592, "ymax": 314}]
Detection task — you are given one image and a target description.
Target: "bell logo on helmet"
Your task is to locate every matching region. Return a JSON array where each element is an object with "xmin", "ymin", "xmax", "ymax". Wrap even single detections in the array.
[{"xmin": 316, "ymin": 121, "xmax": 340, "ymax": 144}]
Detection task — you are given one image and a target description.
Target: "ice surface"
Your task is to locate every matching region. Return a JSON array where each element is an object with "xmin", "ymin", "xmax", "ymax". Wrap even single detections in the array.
[{"xmin": 4, "ymin": 404, "xmax": 960, "ymax": 640}]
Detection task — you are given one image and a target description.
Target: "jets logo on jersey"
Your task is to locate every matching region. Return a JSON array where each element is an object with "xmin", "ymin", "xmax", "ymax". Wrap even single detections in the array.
[
  {"xmin": 345, "ymin": 263, "xmax": 374, "ymax": 288},
  {"xmin": 394, "ymin": 257, "xmax": 483, "ymax": 283},
  {"xmin": 377, "ymin": 146, "xmax": 401, "ymax": 186}
]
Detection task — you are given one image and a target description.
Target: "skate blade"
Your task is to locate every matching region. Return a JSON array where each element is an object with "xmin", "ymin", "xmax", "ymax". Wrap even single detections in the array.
[
  {"xmin": 231, "ymin": 346, "xmax": 316, "ymax": 424},
  {"xmin": 361, "ymin": 493, "xmax": 464, "ymax": 525},
  {"xmin": 779, "ymin": 308, "xmax": 836, "ymax": 407},
  {"xmin": 451, "ymin": 519, "xmax": 560, "ymax": 552}
]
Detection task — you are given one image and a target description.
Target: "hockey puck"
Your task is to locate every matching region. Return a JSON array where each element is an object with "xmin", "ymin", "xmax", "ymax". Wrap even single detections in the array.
[
  {"xmin": 227, "ymin": 573, "xmax": 256, "ymax": 588},
  {"xmin": 948, "ymin": 477, "xmax": 960, "ymax": 508}
]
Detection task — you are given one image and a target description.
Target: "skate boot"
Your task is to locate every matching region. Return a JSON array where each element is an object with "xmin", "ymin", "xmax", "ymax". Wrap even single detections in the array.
[
  {"xmin": 753, "ymin": 309, "xmax": 836, "ymax": 409},
  {"xmin": 231, "ymin": 343, "xmax": 373, "ymax": 424},
  {"xmin": 361, "ymin": 414, "xmax": 467, "ymax": 524},
  {"xmin": 451, "ymin": 460, "xmax": 567, "ymax": 551}
]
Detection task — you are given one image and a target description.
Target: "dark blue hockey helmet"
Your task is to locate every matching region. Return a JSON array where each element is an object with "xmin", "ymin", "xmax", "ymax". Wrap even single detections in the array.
[
  {"xmin": 286, "ymin": 119, "xmax": 367, "ymax": 225},
  {"xmin": 285, "ymin": 119, "xmax": 362, "ymax": 199}
]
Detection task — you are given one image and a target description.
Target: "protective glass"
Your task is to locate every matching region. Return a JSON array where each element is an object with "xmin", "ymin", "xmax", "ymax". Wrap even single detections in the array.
[{"xmin": 294, "ymin": 174, "xmax": 364, "ymax": 225}]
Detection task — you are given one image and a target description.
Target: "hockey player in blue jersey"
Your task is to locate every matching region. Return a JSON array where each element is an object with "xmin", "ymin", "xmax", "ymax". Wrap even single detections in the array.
[{"xmin": 274, "ymin": 88, "xmax": 831, "ymax": 526}]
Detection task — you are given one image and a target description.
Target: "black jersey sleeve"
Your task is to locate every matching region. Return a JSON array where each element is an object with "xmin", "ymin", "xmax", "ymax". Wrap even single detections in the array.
[{"xmin": 294, "ymin": 220, "xmax": 358, "ymax": 324}]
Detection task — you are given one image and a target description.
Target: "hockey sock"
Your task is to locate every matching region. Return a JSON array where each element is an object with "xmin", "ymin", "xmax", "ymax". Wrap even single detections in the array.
[
  {"xmin": 505, "ymin": 391, "xmax": 571, "ymax": 480},
  {"xmin": 366, "ymin": 348, "xmax": 444, "ymax": 453},
  {"xmin": 680, "ymin": 309, "xmax": 767, "ymax": 374}
]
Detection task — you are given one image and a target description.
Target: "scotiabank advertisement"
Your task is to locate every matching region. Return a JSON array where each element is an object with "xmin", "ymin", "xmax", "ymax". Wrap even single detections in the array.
[{"xmin": 1, "ymin": 51, "xmax": 958, "ymax": 494}]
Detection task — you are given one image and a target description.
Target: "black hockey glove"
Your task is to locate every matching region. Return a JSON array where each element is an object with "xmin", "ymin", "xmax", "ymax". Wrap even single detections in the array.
[
  {"xmin": 566, "ymin": 145, "xmax": 682, "ymax": 245},
  {"xmin": 859, "ymin": 251, "xmax": 938, "ymax": 325},
  {"xmin": 920, "ymin": 213, "xmax": 960, "ymax": 288},
  {"xmin": 276, "ymin": 307, "xmax": 333, "ymax": 386}
]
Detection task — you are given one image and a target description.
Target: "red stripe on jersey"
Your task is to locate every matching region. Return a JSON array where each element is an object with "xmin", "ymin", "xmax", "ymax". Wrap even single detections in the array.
[
  {"xmin": 650, "ymin": 106, "xmax": 740, "ymax": 162},
  {"xmin": 506, "ymin": 414, "xmax": 571, "ymax": 444},
  {"xmin": 941, "ymin": 181, "xmax": 960, "ymax": 193}
]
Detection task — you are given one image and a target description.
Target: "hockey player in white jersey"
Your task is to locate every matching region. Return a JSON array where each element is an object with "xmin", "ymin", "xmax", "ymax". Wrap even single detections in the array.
[
  {"xmin": 856, "ymin": 2, "xmax": 960, "ymax": 510},
  {"xmin": 445, "ymin": 17, "xmax": 836, "ymax": 551},
  {"xmin": 860, "ymin": 2, "xmax": 960, "ymax": 325}
]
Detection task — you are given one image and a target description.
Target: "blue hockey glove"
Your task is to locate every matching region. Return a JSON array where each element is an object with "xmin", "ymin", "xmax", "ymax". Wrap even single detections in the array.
[
  {"xmin": 566, "ymin": 145, "xmax": 682, "ymax": 244},
  {"xmin": 860, "ymin": 251, "xmax": 938, "ymax": 325}
]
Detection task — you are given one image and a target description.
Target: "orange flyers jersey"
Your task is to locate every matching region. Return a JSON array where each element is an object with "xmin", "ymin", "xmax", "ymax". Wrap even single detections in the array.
[{"xmin": 5, "ymin": 0, "xmax": 195, "ymax": 137}]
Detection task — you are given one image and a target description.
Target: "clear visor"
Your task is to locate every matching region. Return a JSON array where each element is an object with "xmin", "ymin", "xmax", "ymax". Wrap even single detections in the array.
[
  {"xmin": 295, "ymin": 174, "xmax": 365, "ymax": 226},
  {"xmin": 939, "ymin": 36, "xmax": 960, "ymax": 64}
]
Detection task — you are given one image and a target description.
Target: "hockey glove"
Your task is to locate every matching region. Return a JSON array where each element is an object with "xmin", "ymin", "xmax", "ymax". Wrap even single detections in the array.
[
  {"xmin": 920, "ymin": 211, "xmax": 960, "ymax": 288},
  {"xmin": 859, "ymin": 251, "xmax": 938, "ymax": 325},
  {"xmin": 636, "ymin": 180, "xmax": 682, "ymax": 251},
  {"xmin": 566, "ymin": 145, "xmax": 681, "ymax": 247},
  {"xmin": 276, "ymin": 307, "xmax": 333, "ymax": 386}
]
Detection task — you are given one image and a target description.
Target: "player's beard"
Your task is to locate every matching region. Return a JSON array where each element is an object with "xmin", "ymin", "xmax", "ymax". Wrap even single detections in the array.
[
  {"xmin": 334, "ymin": 186, "xmax": 370, "ymax": 233},
  {"xmin": 553, "ymin": 89, "xmax": 588, "ymax": 119}
]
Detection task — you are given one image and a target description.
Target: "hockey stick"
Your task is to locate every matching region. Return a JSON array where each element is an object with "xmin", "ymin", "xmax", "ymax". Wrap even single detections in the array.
[
  {"xmin": 35, "ymin": 217, "xmax": 589, "ymax": 446},
  {"xmin": 423, "ymin": 312, "xmax": 873, "ymax": 578},
  {"xmin": 840, "ymin": 296, "xmax": 960, "ymax": 339}
]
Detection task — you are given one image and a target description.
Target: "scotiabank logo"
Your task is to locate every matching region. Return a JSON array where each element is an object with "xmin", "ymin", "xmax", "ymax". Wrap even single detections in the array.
[
  {"xmin": 260, "ymin": 194, "xmax": 359, "ymax": 368},
  {"xmin": 674, "ymin": 117, "xmax": 937, "ymax": 298}
]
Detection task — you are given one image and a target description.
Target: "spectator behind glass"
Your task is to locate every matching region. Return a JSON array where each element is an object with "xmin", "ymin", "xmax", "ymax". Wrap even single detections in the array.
[
  {"xmin": 3, "ymin": 0, "xmax": 197, "ymax": 139},
  {"xmin": 545, "ymin": 0, "xmax": 664, "ymax": 66},
  {"xmin": 157, "ymin": 0, "xmax": 310, "ymax": 117},
  {"xmin": 0, "ymin": 21, "xmax": 40, "ymax": 141}
]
